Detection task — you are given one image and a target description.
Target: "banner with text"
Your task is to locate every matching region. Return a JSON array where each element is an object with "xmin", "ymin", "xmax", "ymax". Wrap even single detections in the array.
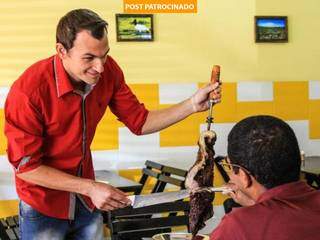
[{"xmin": 123, "ymin": 0, "xmax": 197, "ymax": 13}]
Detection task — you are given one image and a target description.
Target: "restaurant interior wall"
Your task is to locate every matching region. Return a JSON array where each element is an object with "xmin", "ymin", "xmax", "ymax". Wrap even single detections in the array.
[{"xmin": 0, "ymin": 0, "xmax": 319, "ymax": 222}]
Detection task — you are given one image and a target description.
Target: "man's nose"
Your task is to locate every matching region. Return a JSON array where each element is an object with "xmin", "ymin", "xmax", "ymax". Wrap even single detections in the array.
[{"xmin": 93, "ymin": 59, "xmax": 104, "ymax": 73}]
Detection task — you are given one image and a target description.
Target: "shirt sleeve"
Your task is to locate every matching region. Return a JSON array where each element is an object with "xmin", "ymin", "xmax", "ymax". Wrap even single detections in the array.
[
  {"xmin": 4, "ymin": 87, "xmax": 44, "ymax": 173},
  {"xmin": 108, "ymin": 64, "xmax": 149, "ymax": 135}
]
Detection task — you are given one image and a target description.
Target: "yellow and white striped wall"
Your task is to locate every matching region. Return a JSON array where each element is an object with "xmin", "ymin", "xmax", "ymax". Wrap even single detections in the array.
[
  {"xmin": 0, "ymin": 80, "xmax": 319, "ymax": 197},
  {"xmin": 88, "ymin": 80, "xmax": 320, "ymax": 170},
  {"xmin": 0, "ymin": 80, "xmax": 319, "ymax": 228}
]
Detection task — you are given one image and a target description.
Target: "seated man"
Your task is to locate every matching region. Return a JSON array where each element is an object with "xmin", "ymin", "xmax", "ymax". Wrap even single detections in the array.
[{"xmin": 210, "ymin": 115, "xmax": 320, "ymax": 240}]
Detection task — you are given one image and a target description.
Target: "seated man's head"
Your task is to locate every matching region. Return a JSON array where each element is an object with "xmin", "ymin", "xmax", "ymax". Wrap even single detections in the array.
[{"xmin": 225, "ymin": 115, "xmax": 301, "ymax": 197}]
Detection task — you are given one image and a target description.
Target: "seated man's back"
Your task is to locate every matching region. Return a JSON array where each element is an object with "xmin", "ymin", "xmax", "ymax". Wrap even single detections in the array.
[
  {"xmin": 211, "ymin": 181, "xmax": 320, "ymax": 240},
  {"xmin": 210, "ymin": 115, "xmax": 320, "ymax": 240}
]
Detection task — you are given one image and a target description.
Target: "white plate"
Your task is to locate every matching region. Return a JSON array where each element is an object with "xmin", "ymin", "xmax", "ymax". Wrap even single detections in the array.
[{"xmin": 152, "ymin": 232, "xmax": 209, "ymax": 240}]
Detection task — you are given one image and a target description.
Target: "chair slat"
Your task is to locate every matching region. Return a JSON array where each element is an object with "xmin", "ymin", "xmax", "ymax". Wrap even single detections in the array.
[
  {"xmin": 0, "ymin": 221, "xmax": 10, "ymax": 240},
  {"xmin": 158, "ymin": 174, "xmax": 184, "ymax": 187},
  {"xmin": 142, "ymin": 168, "xmax": 160, "ymax": 179},
  {"xmin": 6, "ymin": 217, "xmax": 16, "ymax": 228},
  {"xmin": 145, "ymin": 160, "xmax": 163, "ymax": 170},
  {"xmin": 161, "ymin": 166, "xmax": 187, "ymax": 177},
  {"xmin": 117, "ymin": 228, "xmax": 171, "ymax": 240},
  {"xmin": 13, "ymin": 228, "xmax": 19, "ymax": 239},
  {"xmin": 111, "ymin": 201, "xmax": 190, "ymax": 217},
  {"xmin": 113, "ymin": 215, "xmax": 189, "ymax": 232},
  {"xmin": 13, "ymin": 216, "xmax": 19, "ymax": 226},
  {"xmin": 0, "ymin": 219, "xmax": 8, "ymax": 228},
  {"xmin": 5, "ymin": 229, "xmax": 17, "ymax": 240}
]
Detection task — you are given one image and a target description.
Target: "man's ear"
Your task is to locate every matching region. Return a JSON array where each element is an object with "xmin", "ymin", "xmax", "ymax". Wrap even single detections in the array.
[
  {"xmin": 238, "ymin": 168, "xmax": 252, "ymax": 189},
  {"xmin": 56, "ymin": 43, "xmax": 67, "ymax": 59}
]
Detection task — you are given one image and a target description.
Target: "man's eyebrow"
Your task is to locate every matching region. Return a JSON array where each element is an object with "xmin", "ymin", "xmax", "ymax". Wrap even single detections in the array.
[{"xmin": 83, "ymin": 48, "xmax": 110, "ymax": 58}]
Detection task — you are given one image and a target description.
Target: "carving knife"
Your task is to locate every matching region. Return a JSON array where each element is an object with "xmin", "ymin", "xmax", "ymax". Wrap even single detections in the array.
[{"xmin": 128, "ymin": 186, "xmax": 232, "ymax": 208}]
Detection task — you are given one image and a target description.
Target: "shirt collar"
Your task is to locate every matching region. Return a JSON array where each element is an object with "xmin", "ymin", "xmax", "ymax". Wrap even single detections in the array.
[
  {"xmin": 74, "ymin": 83, "xmax": 96, "ymax": 98},
  {"xmin": 257, "ymin": 181, "xmax": 314, "ymax": 203},
  {"xmin": 53, "ymin": 55, "xmax": 74, "ymax": 97}
]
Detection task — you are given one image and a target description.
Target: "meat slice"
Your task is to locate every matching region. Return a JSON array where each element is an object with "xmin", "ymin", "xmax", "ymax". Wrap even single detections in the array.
[{"xmin": 185, "ymin": 130, "xmax": 216, "ymax": 237}]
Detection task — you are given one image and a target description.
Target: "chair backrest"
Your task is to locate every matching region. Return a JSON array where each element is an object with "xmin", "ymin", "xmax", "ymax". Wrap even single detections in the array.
[
  {"xmin": 135, "ymin": 160, "xmax": 162, "ymax": 194},
  {"xmin": 135, "ymin": 160, "xmax": 188, "ymax": 194},
  {"xmin": 107, "ymin": 201, "xmax": 190, "ymax": 240},
  {"xmin": 0, "ymin": 215, "xmax": 20, "ymax": 240},
  {"xmin": 154, "ymin": 163, "xmax": 188, "ymax": 192},
  {"xmin": 106, "ymin": 161, "xmax": 190, "ymax": 240}
]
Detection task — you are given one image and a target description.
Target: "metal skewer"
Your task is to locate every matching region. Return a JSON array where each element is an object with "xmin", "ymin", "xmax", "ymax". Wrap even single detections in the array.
[
  {"xmin": 206, "ymin": 99, "xmax": 215, "ymax": 131},
  {"xmin": 193, "ymin": 186, "xmax": 232, "ymax": 193},
  {"xmin": 206, "ymin": 65, "xmax": 221, "ymax": 131}
]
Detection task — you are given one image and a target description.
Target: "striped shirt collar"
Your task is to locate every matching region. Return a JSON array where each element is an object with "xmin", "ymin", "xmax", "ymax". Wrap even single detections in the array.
[{"xmin": 53, "ymin": 55, "xmax": 75, "ymax": 98}]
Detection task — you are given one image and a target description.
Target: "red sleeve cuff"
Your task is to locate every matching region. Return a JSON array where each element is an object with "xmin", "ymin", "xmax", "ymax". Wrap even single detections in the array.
[{"xmin": 14, "ymin": 155, "xmax": 42, "ymax": 174}]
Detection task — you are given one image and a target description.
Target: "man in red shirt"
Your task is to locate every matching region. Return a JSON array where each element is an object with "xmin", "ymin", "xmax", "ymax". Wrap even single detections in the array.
[
  {"xmin": 4, "ymin": 9, "xmax": 221, "ymax": 240},
  {"xmin": 210, "ymin": 115, "xmax": 320, "ymax": 240}
]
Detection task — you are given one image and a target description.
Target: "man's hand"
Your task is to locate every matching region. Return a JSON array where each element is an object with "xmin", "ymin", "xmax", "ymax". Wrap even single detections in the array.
[
  {"xmin": 87, "ymin": 181, "xmax": 131, "ymax": 211},
  {"xmin": 224, "ymin": 183, "xmax": 256, "ymax": 207},
  {"xmin": 15, "ymin": 165, "xmax": 132, "ymax": 211},
  {"xmin": 190, "ymin": 82, "xmax": 221, "ymax": 112}
]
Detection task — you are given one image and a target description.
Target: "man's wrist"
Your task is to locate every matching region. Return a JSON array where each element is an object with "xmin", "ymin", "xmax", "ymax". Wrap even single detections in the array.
[
  {"xmin": 190, "ymin": 96, "xmax": 197, "ymax": 113},
  {"xmin": 79, "ymin": 178, "xmax": 95, "ymax": 196}
]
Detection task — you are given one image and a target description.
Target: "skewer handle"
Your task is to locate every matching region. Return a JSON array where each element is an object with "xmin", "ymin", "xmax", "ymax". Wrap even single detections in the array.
[{"xmin": 209, "ymin": 65, "xmax": 221, "ymax": 99}]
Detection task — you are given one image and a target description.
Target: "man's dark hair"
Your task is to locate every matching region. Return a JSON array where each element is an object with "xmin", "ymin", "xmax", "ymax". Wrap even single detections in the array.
[
  {"xmin": 56, "ymin": 9, "xmax": 108, "ymax": 51},
  {"xmin": 227, "ymin": 115, "xmax": 301, "ymax": 189}
]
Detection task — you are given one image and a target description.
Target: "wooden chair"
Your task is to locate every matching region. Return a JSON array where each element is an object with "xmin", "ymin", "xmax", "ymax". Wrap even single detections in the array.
[
  {"xmin": 133, "ymin": 160, "xmax": 163, "ymax": 195},
  {"xmin": 106, "ymin": 160, "xmax": 189, "ymax": 240},
  {"xmin": 0, "ymin": 215, "xmax": 20, "ymax": 240},
  {"xmin": 134, "ymin": 160, "xmax": 187, "ymax": 194},
  {"xmin": 107, "ymin": 200, "xmax": 190, "ymax": 240}
]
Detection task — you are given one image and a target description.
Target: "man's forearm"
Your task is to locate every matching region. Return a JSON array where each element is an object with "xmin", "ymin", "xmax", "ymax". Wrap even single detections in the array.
[
  {"xmin": 17, "ymin": 165, "xmax": 94, "ymax": 196},
  {"xmin": 141, "ymin": 98, "xmax": 194, "ymax": 134},
  {"xmin": 140, "ymin": 82, "xmax": 221, "ymax": 135}
]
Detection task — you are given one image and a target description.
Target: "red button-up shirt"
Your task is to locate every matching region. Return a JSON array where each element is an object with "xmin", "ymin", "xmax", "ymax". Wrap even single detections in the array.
[
  {"xmin": 210, "ymin": 181, "xmax": 320, "ymax": 240},
  {"xmin": 4, "ymin": 55, "xmax": 148, "ymax": 219}
]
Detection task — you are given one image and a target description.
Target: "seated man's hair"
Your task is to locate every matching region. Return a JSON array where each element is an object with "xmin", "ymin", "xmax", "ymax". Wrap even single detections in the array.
[
  {"xmin": 56, "ymin": 9, "xmax": 108, "ymax": 51},
  {"xmin": 227, "ymin": 115, "xmax": 301, "ymax": 189}
]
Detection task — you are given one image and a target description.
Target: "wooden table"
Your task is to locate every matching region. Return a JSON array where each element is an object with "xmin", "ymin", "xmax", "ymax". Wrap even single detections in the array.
[
  {"xmin": 95, "ymin": 170, "xmax": 142, "ymax": 193},
  {"xmin": 0, "ymin": 172, "xmax": 18, "ymax": 200},
  {"xmin": 301, "ymin": 156, "xmax": 320, "ymax": 188}
]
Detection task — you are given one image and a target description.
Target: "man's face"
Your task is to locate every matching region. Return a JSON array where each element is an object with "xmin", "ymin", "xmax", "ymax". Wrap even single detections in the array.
[
  {"xmin": 222, "ymin": 157, "xmax": 247, "ymax": 191},
  {"xmin": 228, "ymin": 168, "xmax": 242, "ymax": 190},
  {"xmin": 60, "ymin": 29, "xmax": 110, "ymax": 85}
]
